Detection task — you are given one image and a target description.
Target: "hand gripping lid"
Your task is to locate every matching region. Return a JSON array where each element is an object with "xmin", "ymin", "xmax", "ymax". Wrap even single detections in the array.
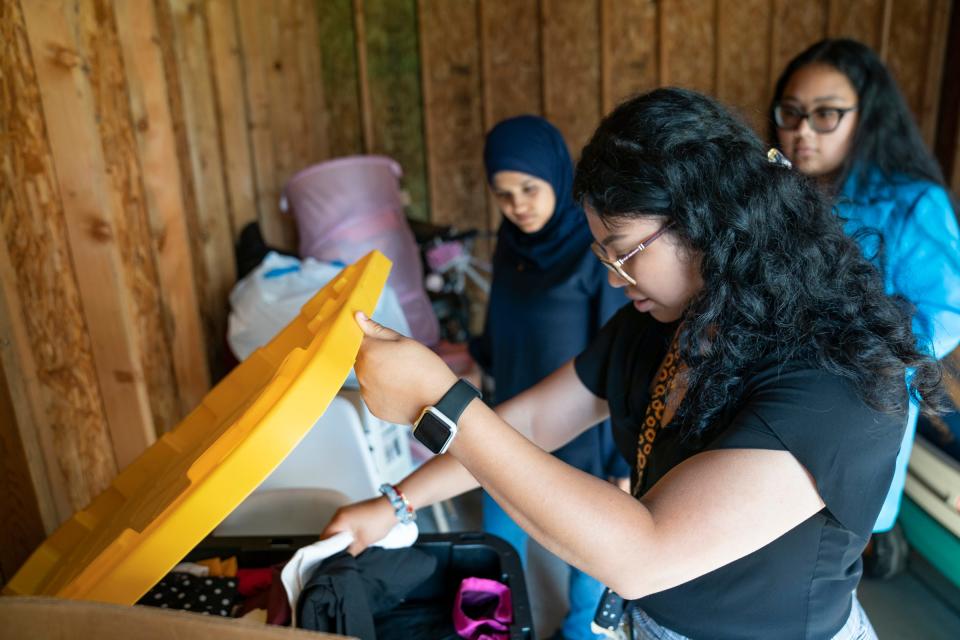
[{"xmin": 4, "ymin": 251, "xmax": 391, "ymax": 604}]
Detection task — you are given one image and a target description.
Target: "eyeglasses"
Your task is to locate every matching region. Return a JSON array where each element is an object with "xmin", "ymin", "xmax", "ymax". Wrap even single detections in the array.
[
  {"xmin": 773, "ymin": 103, "xmax": 858, "ymax": 133},
  {"xmin": 591, "ymin": 224, "xmax": 672, "ymax": 286}
]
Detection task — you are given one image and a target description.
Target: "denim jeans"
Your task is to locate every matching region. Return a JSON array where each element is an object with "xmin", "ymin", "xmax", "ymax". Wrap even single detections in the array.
[{"xmin": 624, "ymin": 593, "xmax": 877, "ymax": 640}]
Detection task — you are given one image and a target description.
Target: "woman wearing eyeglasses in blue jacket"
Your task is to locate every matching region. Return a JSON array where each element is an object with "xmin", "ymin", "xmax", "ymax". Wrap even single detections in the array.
[{"xmin": 770, "ymin": 38, "xmax": 960, "ymax": 573}]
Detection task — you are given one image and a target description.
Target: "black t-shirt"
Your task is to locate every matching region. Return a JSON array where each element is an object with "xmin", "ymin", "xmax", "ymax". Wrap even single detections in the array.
[{"xmin": 574, "ymin": 305, "xmax": 905, "ymax": 640}]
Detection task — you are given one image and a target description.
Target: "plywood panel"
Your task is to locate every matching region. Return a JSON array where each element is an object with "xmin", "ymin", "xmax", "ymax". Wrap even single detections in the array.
[
  {"xmin": 0, "ymin": 0, "xmax": 88, "ymax": 521},
  {"xmin": 600, "ymin": 0, "xmax": 657, "ymax": 115},
  {"xmin": 661, "ymin": 0, "xmax": 716, "ymax": 94},
  {"xmin": 771, "ymin": 0, "xmax": 829, "ymax": 81},
  {"xmin": 918, "ymin": 0, "xmax": 951, "ymax": 147},
  {"xmin": 317, "ymin": 0, "xmax": 364, "ymax": 158},
  {"xmin": 268, "ymin": 0, "xmax": 298, "ymax": 202},
  {"xmin": 716, "ymin": 0, "xmax": 773, "ymax": 133},
  {"xmin": 419, "ymin": 0, "xmax": 486, "ymax": 230},
  {"xmin": 114, "ymin": 0, "xmax": 211, "ymax": 417},
  {"xmin": 886, "ymin": 0, "xmax": 951, "ymax": 147},
  {"xmin": 541, "ymin": 0, "xmax": 601, "ymax": 160},
  {"xmin": 827, "ymin": 0, "xmax": 886, "ymax": 50},
  {"xmin": 235, "ymin": 0, "xmax": 281, "ymax": 248},
  {"xmin": 479, "ymin": 0, "xmax": 542, "ymax": 126},
  {"xmin": 165, "ymin": 0, "xmax": 237, "ymax": 381},
  {"xmin": 20, "ymin": 0, "xmax": 155, "ymax": 470},
  {"xmin": 78, "ymin": 0, "xmax": 181, "ymax": 435},
  {"xmin": 365, "ymin": 0, "xmax": 429, "ymax": 220},
  {"xmin": 295, "ymin": 0, "xmax": 330, "ymax": 168},
  {"xmin": 478, "ymin": 0, "xmax": 542, "ymax": 242},
  {"xmin": 886, "ymin": 0, "xmax": 932, "ymax": 122},
  {"xmin": 264, "ymin": 0, "xmax": 329, "ymax": 210},
  {"xmin": 206, "ymin": 0, "xmax": 259, "ymax": 233}
]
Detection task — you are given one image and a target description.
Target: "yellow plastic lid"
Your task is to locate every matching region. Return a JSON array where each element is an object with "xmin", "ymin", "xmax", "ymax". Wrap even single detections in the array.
[{"xmin": 4, "ymin": 251, "xmax": 391, "ymax": 605}]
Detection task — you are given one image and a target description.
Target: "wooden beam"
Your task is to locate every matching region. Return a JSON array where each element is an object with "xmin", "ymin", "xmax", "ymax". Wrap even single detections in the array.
[
  {"xmin": 235, "ymin": 0, "xmax": 288, "ymax": 247},
  {"xmin": 263, "ymin": 0, "xmax": 303, "ymax": 253},
  {"xmin": 365, "ymin": 0, "xmax": 429, "ymax": 220},
  {"xmin": 164, "ymin": 0, "xmax": 238, "ymax": 378},
  {"xmin": 205, "ymin": 0, "xmax": 260, "ymax": 234},
  {"xmin": 20, "ymin": 0, "xmax": 156, "ymax": 469},
  {"xmin": 886, "ymin": 0, "xmax": 935, "ymax": 136},
  {"xmin": 771, "ymin": 0, "xmax": 829, "ymax": 84},
  {"xmin": 599, "ymin": 0, "xmax": 657, "ymax": 115},
  {"xmin": 297, "ymin": 1, "xmax": 330, "ymax": 169},
  {"xmin": 827, "ymin": 0, "xmax": 886, "ymax": 50},
  {"xmin": 478, "ymin": 0, "xmax": 541, "ymax": 240},
  {"xmin": 418, "ymin": 0, "xmax": 486, "ymax": 229},
  {"xmin": 275, "ymin": 0, "xmax": 329, "ymax": 194},
  {"xmin": 80, "ymin": 0, "xmax": 183, "ymax": 437},
  {"xmin": 352, "ymin": 0, "xmax": 375, "ymax": 153},
  {"xmin": 316, "ymin": 0, "xmax": 364, "ymax": 159},
  {"xmin": 1, "ymin": 0, "xmax": 118, "ymax": 526},
  {"xmin": 879, "ymin": 0, "xmax": 893, "ymax": 61},
  {"xmin": 114, "ymin": 0, "xmax": 211, "ymax": 417},
  {"xmin": 541, "ymin": 0, "xmax": 601, "ymax": 160},
  {"xmin": 717, "ymin": 0, "xmax": 774, "ymax": 133},
  {"xmin": 919, "ymin": 0, "xmax": 952, "ymax": 147},
  {"xmin": 479, "ymin": 0, "xmax": 541, "ymax": 126},
  {"xmin": 661, "ymin": 0, "xmax": 717, "ymax": 95}
]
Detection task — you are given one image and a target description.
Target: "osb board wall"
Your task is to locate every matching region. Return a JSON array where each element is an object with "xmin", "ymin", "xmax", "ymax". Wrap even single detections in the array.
[{"xmin": 0, "ymin": 0, "xmax": 955, "ymax": 560}]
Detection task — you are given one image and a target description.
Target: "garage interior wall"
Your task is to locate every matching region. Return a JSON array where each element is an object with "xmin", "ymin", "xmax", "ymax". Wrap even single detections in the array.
[{"xmin": 1, "ymin": 0, "xmax": 958, "ymax": 583}]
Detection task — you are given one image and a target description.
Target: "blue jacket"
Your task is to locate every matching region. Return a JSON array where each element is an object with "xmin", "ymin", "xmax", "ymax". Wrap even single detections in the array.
[
  {"xmin": 839, "ymin": 169, "xmax": 960, "ymax": 530},
  {"xmin": 840, "ymin": 170, "xmax": 960, "ymax": 358}
]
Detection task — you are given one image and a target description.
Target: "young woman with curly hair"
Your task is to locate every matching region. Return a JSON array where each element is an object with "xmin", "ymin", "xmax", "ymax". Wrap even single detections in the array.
[
  {"xmin": 769, "ymin": 39, "xmax": 960, "ymax": 563},
  {"xmin": 323, "ymin": 88, "xmax": 944, "ymax": 639}
]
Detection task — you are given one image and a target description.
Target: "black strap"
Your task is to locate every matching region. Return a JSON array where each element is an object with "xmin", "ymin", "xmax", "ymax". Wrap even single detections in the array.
[{"xmin": 435, "ymin": 379, "xmax": 481, "ymax": 424}]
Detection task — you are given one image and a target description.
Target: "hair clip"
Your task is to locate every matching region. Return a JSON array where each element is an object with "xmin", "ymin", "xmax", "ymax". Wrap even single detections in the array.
[{"xmin": 767, "ymin": 147, "xmax": 793, "ymax": 169}]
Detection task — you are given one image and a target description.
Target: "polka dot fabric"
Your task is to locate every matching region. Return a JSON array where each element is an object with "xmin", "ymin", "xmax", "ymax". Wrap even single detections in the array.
[{"xmin": 138, "ymin": 572, "xmax": 239, "ymax": 617}]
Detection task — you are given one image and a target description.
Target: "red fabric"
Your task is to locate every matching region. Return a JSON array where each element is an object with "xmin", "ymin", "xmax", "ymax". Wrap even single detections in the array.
[{"xmin": 237, "ymin": 568, "xmax": 274, "ymax": 597}]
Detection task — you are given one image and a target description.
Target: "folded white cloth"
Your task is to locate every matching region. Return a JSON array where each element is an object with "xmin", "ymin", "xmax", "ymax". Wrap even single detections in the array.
[{"xmin": 281, "ymin": 522, "xmax": 418, "ymax": 625}]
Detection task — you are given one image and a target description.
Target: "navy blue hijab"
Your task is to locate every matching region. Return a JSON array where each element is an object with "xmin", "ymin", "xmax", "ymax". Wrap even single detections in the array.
[{"xmin": 483, "ymin": 115, "xmax": 594, "ymax": 271}]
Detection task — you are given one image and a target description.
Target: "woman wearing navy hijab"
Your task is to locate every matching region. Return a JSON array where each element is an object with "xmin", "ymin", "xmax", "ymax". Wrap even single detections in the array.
[{"xmin": 468, "ymin": 115, "xmax": 629, "ymax": 640}]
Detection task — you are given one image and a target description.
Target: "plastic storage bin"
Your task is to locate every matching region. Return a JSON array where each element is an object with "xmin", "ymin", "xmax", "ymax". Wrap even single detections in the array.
[
  {"xmin": 186, "ymin": 532, "xmax": 535, "ymax": 640},
  {"xmin": 4, "ymin": 251, "xmax": 391, "ymax": 605}
]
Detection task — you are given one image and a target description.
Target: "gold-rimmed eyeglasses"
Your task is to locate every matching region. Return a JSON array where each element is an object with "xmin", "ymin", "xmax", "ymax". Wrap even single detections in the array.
[{"xmin": 590, "ymin": 224, "xmax": 672, "ymax": 286}]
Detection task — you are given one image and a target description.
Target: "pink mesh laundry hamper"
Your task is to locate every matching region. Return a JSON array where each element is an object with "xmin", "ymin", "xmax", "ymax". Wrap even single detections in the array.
[{"xmin": 282, "ymin": 155, "xmax": 439, "ymax": 346}]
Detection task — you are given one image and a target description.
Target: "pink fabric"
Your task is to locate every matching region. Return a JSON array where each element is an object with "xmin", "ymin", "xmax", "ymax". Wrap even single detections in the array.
[
  {"xmin": 425, "ymin": 241, "xmax": 465, "ymax": 271},
  {"xmin": 452, "ymin": 577, "xmax": 513, "ymax": 640}
]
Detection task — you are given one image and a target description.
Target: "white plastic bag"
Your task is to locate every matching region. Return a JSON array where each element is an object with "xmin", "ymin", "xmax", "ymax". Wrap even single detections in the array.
[{"xmin": 227, "ymin": 252, "xmax": 411, "ymax": 388}]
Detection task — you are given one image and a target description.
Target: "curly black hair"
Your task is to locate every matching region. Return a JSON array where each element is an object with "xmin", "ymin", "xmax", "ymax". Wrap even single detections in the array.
[
  {"xmin": 574, "ymin": 87, "xmax": 945, "ymax": 437},
  {"xmin": 769, "ymin": 38, "xmax": 947, "ymax": 192}
]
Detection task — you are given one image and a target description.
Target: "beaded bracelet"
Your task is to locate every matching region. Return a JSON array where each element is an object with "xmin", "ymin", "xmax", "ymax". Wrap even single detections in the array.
[{"xmin": 379, "ymin": 483, "xmax": 416, "ymax": 524}]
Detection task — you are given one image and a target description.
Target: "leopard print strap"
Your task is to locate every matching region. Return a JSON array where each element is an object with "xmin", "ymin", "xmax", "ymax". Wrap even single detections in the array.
[{"xmin": 632, "ymin": 335, "xmax": 681, "ymax": 498}]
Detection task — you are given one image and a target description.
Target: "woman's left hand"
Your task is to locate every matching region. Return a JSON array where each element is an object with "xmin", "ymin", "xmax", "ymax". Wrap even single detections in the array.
[{"xmin": 354, "ymin": 311, "xmax": 458, "ymax": 424}]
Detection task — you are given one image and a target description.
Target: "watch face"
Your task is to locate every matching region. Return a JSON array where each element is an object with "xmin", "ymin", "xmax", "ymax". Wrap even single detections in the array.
[{"xmin": 415, "ymin": 409, "xmax": 455, "ymax": 454}]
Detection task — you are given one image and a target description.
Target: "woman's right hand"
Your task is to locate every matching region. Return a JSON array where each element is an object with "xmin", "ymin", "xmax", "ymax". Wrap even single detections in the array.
[{"xmin": 320, "ymin": 496, "xmax": 397, "ymax": 555}]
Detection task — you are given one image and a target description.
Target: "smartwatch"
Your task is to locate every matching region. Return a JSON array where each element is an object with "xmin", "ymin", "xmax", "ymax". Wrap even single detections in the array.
[{"xmin": 413, "ymin": 379, "xmax": 482, "ymax": 454}]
